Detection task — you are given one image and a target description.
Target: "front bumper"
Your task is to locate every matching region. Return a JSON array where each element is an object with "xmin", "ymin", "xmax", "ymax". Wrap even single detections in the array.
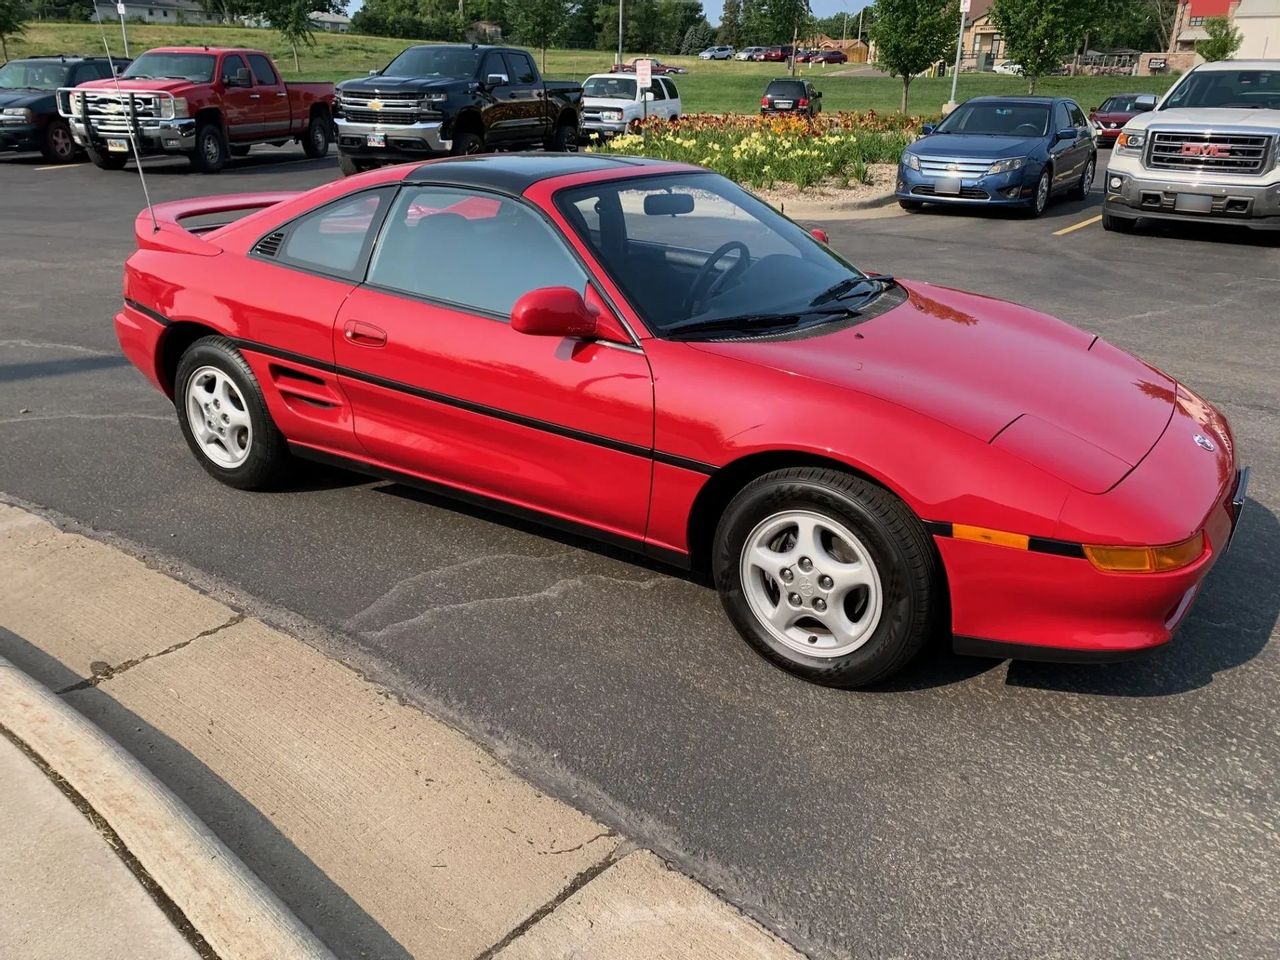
[
  {"xmin": 335, "ymin": 117, "xmax": 451, "ymax": 159},
  {"xmin": 896, "ymin": 163, "xmax": 1039, "ymax": 206},
  {"xmin": 1105, "ymin": 167, "xmax": 1280, "ymax": 230},
  {"xmin": 0, "ymin": 122, "xmax": 41, "ymax": 153},
  {"xmin": 69, "ymin": 115, "xmax": 195, "ymax": 154},
  {"xmin": 581, "ymin": 118, "xmax": 629, "ymax": 138}
]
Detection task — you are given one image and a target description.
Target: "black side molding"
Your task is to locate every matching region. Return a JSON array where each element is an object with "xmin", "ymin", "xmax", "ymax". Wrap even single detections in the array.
[{"xmin": 952, "ymin": 635, "xmax": 1157, "ymax": 664}]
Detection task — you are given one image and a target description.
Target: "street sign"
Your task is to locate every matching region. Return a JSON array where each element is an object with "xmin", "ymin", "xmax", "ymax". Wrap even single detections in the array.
[
  {"xmin": 960, "ymin": 0, "xmax": 970, "ymax": 10},
  {"xmin": 635, "ymin": 58, "xmax": 653, "ymax": 90},
  {"xmin": 117, "ymin": 2, "xmax": 126, "ymax": 13}
]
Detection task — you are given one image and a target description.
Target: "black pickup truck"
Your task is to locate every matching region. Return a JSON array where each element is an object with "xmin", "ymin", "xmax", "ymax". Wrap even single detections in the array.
[{"xmin": 334, "ymin": 44, "xmax": 582, "ymax": 175}]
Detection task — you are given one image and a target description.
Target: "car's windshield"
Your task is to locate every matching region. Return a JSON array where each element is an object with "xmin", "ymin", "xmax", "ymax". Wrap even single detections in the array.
[
  {"xmin": 766, "ymin": 80, "xmax": 805, "ymax": 99},
  {"xmin": 0, "ymin": 60, "xmax": 73, "ymax": 90},
  {"xmin": 584, "ymin": 76, "xmax": 637, "ymax": 99},
  {"xmin": 1160, "ymin": 69, "xmax": 1280, "ymax": 110},
  {"xmin": 381, "ymin": 46, "xmax": 482, "ymax": 78},
  {"xmin": 1099, "ymin": 95, "xmax": 1145, "ymax": 113},
  {"xmin": 556, "ymin": 173, "xmax": 870, "ymax": 337},
  {"xmin": 935, "ymin": 101, "xmax": 1051, "ymax": 137},
  {"xmin": 123, "ymin": 53, "xmax": 215, "ymax": 82}
]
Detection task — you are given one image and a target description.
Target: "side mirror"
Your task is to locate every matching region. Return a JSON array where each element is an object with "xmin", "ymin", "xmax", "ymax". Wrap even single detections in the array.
[
  {"xmin": 1134, "ymin": 94, "xmax": 1157, "ymax": 112},
  {"xmin": 642, "ymin": 90, "xmax": 655, "ymax": 101},
  {"xmin": 233, "ymin": 67, "xmax": 252, "ymax": 87},
  {"xmin": 1056, "ymin": 128, "xmax": 1077, "ymax": 141},
  {"xmin": 809, "ymin": 228, "xmax": 829, "ymax": 244},
  {"xmin": 814, "ymin": 90, "xmax": 822, "ymax": 98},
  {"xmin": 921, "ymin": 123, "xmax": 936, "ymax": 135},
  {"xmin": 512, "ymin": 287, "xmax": 598, "ymax": 340},
  {"xmin": 1089, "ymin": 105, "xmax": 1098, "ymax": 113},
  {"xmin": 486, "ymin": 74, "xmax": 508, "ymax": 87}
]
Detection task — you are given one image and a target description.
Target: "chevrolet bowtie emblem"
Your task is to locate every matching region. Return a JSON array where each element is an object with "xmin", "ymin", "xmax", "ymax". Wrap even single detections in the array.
[{"xmin": 368, "ymin": 99, "xmax": 384, "ymax": 111}]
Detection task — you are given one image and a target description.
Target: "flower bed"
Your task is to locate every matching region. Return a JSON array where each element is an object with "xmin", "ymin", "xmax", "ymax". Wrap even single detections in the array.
[{"xmin": 587, "ymin": 111, "xmax": 926, "ymax": 190}]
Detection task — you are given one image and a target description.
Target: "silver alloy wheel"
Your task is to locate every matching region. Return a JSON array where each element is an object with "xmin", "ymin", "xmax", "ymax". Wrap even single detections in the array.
[
  {"xmin": 739, "ymin": 509, "xmax": 883, "ymax": 659},
  {"xmin": 204, "ymin": 131, "xmax": 222, "ymax": 164},
  {"xmin": 185, "ymin": 365, "xmax": 252, "ymax": 468},
  {"xmin": 1035, "ymin": 172, "xmax": 1050, "ymax": 213},
  {"xmin": 311, "ymin": 122, "xmax": 326, "ymax": 150},
  {"xmin": 50, "ymin": 125, "xmax": 74, "ymax": 159},
  {"xmin": 1081, "ymin": 158, "xmax": 1095, "ymax": 194}
]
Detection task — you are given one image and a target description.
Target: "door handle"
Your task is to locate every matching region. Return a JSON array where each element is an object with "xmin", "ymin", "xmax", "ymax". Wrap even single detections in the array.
[
  {"xmin": 343, "ymin": 320, "xmax": 387, "ymax": 347},
  {"xmin": 276, "ymin": 91, "xmax": 288, "ymax": 97},
  {"xmin": 249, "ymin": 93, "xmax": 261, "ymax": 99}
]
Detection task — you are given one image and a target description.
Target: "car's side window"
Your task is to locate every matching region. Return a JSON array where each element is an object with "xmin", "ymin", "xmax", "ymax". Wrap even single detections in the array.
[
  {"xmin": 248, "ymin": 54, "xmax": 278, "ymax": 87},
  {"xmin": 649, "ymin": 80, "xmax": 666, "ymax": 101},
  {"xmin": 503, "ymin": 52, "xmax": 537, "ymax": 85},
  {"xmin": 367, "ymin": 186, "xmax": 588, "ymax": 318},
  {"xmin": 1054, "ymin": 102, "xmax": 1072, "ymax": 132},
  {"xmin": 662, "ymin": 78, "xmax": 678, "ymax": 99},
  {"xmin": 481, "ymin": 52, "xmax": 508, "ymax": 84},
  {"xmin": 1068, "ymin": 102, "xmax": 1088, "ymax": 128},
  {"xmin": 273, "ymin": 188, "xmax": 395, "ymax": 279},
  {"xmin": 221, "ymin": 54, "xmax": 248, "ymax": 86}
]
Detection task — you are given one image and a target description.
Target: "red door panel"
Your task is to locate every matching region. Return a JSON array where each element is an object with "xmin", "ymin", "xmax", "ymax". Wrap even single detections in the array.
[{"xmin": 333, "ymin": 285, "xmax": 654, "ymax": 539}]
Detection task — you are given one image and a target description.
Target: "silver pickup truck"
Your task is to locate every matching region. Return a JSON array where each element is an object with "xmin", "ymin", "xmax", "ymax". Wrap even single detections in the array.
[{"xmin": 1104, "ymin": 59, "xmax": 1280, "ymax": 232}]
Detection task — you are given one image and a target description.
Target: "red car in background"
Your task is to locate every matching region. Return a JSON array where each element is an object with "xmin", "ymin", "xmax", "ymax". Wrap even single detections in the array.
[
  {"xmin": 810, "ymin": 50, "xmax": 849, "ymax": 65},
  {"xmin": 609, "ymin": 57, "xmax": 688, "ymax": 75},
  {"xmin": 113, "ymin": 154, "xmax": 1246, "ymax": 688},
  {"xmin": 762, "ymin": 46, "xmax": 793, "ymax": 62},
  {"xmin": 1089, "ymin": 92, "xmax": 1156, "ymax": 145}
]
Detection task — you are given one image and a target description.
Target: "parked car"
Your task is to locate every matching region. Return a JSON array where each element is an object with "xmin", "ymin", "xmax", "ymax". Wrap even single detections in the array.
[
  {"xmin": 794, "ymin": 49, "xmax": 815, "ymax": 63},
  {"xmin": 112, "ymin": 153, "xmax": 1246, "ymax": 687},
  {"xmin": 993, "ymin": 60, "xmax": 1024, "ymax": 75},
  {"xmin": 699, "ymin": 46, "xmax": 735, "ymax": 61},
  {"xmin": 737, "ymin": 47, "xmax": 766, "ymax": 61},
  {"xmin": 60, "ymin": 47, "xmax": 334, "ymax": 173},
  {"xmin": 897, "ymin": 96, "xmax": 1096, "ymax": 218},
  {"xmin": 610, "ymin": 58, "xmax": 689, "ymax": 75},
  {"xmin": 1088, "ymin": 92, "xmax": 1156, "ymax": 146},
  {"xmin": 581, "ymin": 73, "xmax": 680, "ymax": 139},
  {"xmin": 334, "ymin": 45, "xmax": 582, "ymax": 175},
  {"xmin": 0, "ymin": 55, "xmax": 125, "ymax": 164},
  {"xmin": 810, "ymin": 50, "xmax": 849, "ymax": 65},
  {"xmin": 762, "ymin": 46, "xmax": 794, "ymax": 63},
  {"xmin": 761, "ymin": 78, "xmax": 822, "ymax": 118},
  {"xmin": 1104, "ymin": 60, "xmax": 1280, "ymax": 232}
]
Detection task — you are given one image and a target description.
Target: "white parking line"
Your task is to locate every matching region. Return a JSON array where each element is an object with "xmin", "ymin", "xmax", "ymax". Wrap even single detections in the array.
[
  {"xmin": 35, "ymin": 163, "xmax": 86, "ymax": 171},
  {"xmin": 1053, "ymin": 214, "xmax": 1102, "ymax": 236}
]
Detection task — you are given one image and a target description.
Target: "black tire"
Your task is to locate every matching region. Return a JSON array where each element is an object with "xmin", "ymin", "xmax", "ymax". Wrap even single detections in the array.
[
  {"xmin": 40, "ymin": 118, "xmax": 79, "ymax": 164},
  {"xmin": 190, "ymin": 121, "xmax": 228, "ymax": 174},
  {"xmin": 302, "ymin": 114, "xmax": 330, "ymax": 158},
  {"xmin": 230, "ymin": 144, "xmax": 251, "ymax": 157},
  {"xmin": 1024, "ymin": 169, "xmax": 1051, "ymax": 218},
  {"xmin": 712, "ymin": 467, "xmax": 940, "ymax": 688},
  {"xmin": 174, "ymin": 336, "xmax": 292, "ymax": 490},
  {"xmin": 545, "ymin": 120, "xmax": 578, "ymax": 153},
  {"xmin": 451, "ymin": 129, "xmax": 484, "ymax": 156},
  {"xmin": 337, "ymin": 154, "xmax": 377, "ymax": 177},
  {"xmin": 86, "ymin": 142, "xmax": 127, "ymax": 170},
  {"xmin": 898, "ymin": 199, "xmax": 924, "ymax": 212},
  {"xmin": 1070, "ymin": 154, "xmax": 1096, "ymax": 202},
  {"xmin": 1102, "ymin": 209, "xmax": 1136, "ymax": 233}
]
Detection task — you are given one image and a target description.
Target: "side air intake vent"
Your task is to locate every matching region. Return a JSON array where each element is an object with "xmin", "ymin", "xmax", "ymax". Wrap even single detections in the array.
[{"xmin": 254, "ymin": 231, "xmax": 285, "ymax": 258}]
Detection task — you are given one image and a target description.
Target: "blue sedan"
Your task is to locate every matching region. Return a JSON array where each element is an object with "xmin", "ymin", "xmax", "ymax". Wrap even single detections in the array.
[{"xmin": 896, "ymin": 96, "xmax": 1097, "ymax": 218}]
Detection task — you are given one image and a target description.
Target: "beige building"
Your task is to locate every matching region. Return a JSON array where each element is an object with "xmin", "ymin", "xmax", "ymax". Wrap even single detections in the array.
[{"xmin": 1234, "ymin": 0, "xmax": 1280, "ymax": 58}]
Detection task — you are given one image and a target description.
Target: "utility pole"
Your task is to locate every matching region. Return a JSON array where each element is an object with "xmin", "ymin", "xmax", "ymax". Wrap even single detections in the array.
[
  {"xmin": 617, "ymin": 0, "xmax": 624, "ymax": 66},
  {"xmin": 790, "ymin": 20, "xmax": 799, "ymax": 77},
  {"xmin": 946, "ymin": 0, "xmax": 969, "ymax": 113}
]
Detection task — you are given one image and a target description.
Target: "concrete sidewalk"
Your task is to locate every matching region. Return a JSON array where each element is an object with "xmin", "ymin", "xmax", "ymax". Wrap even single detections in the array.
[{"xmin": 0, "ymin": 500, "xmax": 806, "ymax": 960}]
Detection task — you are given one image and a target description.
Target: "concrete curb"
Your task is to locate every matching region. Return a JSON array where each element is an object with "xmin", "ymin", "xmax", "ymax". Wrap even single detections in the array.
[
  {"xmin": 772, "ymin": 187, "xmax": 898, "ymax": 220},
  {"xmin": 0, "ymin": 655, "xmax": 337, "ymax": 960}
]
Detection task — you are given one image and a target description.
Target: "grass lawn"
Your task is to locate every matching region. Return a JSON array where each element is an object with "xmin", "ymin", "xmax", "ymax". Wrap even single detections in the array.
[{"xmin": 11, "ymin": 23, "xmax": 1176, "ymax": 117}]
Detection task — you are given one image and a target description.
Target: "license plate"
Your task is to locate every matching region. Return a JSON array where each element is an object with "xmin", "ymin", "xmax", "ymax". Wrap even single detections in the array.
[
  {"xmin": 773, "ymin": 100, "xmax": 792, "ymax": 109},
  {"xmin": 366, "ymin": 133, "xmax": 385, "ymax": 148},
  {"xmin": 107, "ymin": 138, "xmax": 128, "ymax": 153},
  {"xmin": 934, "ymin": 177, "xmax": 962, "ymax": 196},
  {"xmin": 1175, "ymin": 193, "xmax": 1213, "ymax": 214}
]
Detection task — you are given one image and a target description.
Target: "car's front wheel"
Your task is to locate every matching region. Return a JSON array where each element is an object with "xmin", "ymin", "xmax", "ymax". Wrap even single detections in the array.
[
  {"xmin": 174, "ymin": 337, "xmax": 291, "ymax": 490},
  {"xmin": 713, "ymin": 468, "xmax": 939, "ymax": 687},
  {"xmin": 41, "ymin": 119, "xmax": 79, "ymax": 164},
  {"xmin": 190, "ymin": 121, "xmax": 228, "ymax": 174},
  {"xmin": 1102, "ymin": 209, "xmax": 1136, "ymax": 233},
  {"xmin": 1026, "ymin": 169, "xmax": 1051, "ymax": 217}
]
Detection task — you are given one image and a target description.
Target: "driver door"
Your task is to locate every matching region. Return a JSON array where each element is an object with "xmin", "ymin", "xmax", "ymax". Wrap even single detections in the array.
[{"xmin": 218, "ymin": 53, "xmax": 260, "ymax": 140}]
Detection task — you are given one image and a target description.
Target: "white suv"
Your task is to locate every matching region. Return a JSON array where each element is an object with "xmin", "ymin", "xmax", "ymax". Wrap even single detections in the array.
[
  {"xmin": 699, "ymin": 46, "xmax": 735, "ymax": 61},
  {"xmin": 580, "ymin": 73, "xmax": 682, "ymax": 139},
  {"xmin": 1104, "ymin": 60, "xmax": 1280, "ymax": 233}
]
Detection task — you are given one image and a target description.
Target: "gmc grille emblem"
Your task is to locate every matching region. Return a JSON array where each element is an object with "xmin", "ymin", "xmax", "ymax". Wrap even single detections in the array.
[{"xmin": 1181, "ymin": 142, "xmax": 1230, "ymax": 158}]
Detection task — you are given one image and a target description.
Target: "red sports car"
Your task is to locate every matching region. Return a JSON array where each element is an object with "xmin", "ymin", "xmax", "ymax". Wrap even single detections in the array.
[{"xmin": 115, "ymin": 154, "xmax": 1247, "ymax": 687}]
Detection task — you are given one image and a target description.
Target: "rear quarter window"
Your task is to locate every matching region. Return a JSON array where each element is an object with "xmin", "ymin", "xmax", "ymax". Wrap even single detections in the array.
[{"xmin": 248, "ymin": 54, "xmax": 278, "ymax": 86}]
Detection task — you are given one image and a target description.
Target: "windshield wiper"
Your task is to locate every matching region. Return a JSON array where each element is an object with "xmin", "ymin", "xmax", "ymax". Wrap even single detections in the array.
[
  {"xmin": 808, "ymin": 275, "xmax": 895, "ymax": 307},
  {"xmin": 666, "ymin": 304, "xmax": 858, "ymax": 339}
]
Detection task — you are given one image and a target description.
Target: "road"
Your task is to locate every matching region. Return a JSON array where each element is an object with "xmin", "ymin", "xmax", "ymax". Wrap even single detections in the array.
[{"xmin": 1, "ymin": 146, "xmax": 1277, "ymax": 960}]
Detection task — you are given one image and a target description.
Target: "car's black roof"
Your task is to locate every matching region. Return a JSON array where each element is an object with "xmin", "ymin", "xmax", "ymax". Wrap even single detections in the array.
[
  {"xmin": 963, "ymin": 95, "xmax": 1069, "ymax": 104},
  {"xmin": 404, "ymin": 153, "xmax": 680, "ymax": 195},
  {"xmin": 13, "ymin": 55, "xmax": 127, "ymax": 62}
]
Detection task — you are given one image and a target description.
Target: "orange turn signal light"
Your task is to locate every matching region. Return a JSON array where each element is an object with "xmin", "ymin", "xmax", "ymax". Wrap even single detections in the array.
[
  {"xmin": 953, "ymin": 524, "xmax": 1030, "ymax": 551},
  {"xmin": 1083, "ymin": 532, "xmax": 1205, "ymax": 574},
  {"xmin": 1116, "ymin": 131, "xmax": 1138, "ymax": 149}
]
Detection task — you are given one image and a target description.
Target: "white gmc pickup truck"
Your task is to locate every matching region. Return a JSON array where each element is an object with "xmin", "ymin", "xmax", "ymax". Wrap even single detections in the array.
[{"xmin": 1104, "ymin": 59, "xmax": 1280, "ymax": 232}]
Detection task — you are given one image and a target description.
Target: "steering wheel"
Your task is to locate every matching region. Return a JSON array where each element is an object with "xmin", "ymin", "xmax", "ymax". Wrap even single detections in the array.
[
  {"xmin": 684, "ymin": 241, "xmax": 750, "ymax": 316},
  {"xmin": 1012, "ymin": 122, "xmax": 1041, "ymax": 136}
]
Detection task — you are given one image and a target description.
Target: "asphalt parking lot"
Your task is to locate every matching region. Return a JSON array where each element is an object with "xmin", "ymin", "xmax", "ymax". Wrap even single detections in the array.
[{"xmin": 2, "ymin": 144, "xmax": 1277, "ymax": 960}]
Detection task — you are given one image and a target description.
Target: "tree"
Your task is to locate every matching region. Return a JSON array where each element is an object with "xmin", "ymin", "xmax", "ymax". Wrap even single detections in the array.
[
  {"xmin": 991, "ymin": 0, "xmax": 1092, "ymax": 94},
  {"xmin": 254, "ymin": 0, "xmax": 346, "ymax": 72},
  {"xmin": 1197, "ymin": 15, "xmax": 1242, "ymax": 62},
  {"xmin": 0, "ymin": 0, "xmax": 25, "ymax": 63},
  {"xmin": 509, "ymin": 0, "xmax": 570, "ymax": 68},
  {"xmin": 718, "ymin": 0, "xmax": 742, "ymax": 47},
  {"xmin": 680, "ymin": 17, "xmax": 714, "ymax": 53},
  {"xmin": 869, "ymin": 0, "xmax": 956, "ymax": 112}
]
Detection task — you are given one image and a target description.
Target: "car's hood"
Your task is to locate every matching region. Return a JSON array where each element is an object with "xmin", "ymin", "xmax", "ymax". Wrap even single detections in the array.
[
  {"xmin": 584, "ymin": 96, "xmax": 637, "ymax": 109},
  {"xmin": 0, "ymin": 88, "xmax": 52, "ymax": 109},
  {"xmin": 77, "ymin": 77, "xmax": 194, "ymax": 93},
  {"xmin": 339, "ymin": 76, "xmax": 459, "ymax": 95},
  {"xmin": 1128, "ymin": 107, "xmax": 1280, "ymax": 130},
  {"xmin": 690, "ymin": 280, "xmax": 1176, "ymax": 493},
  {"xmin": 1091, "ymin": 111, "xmax": 1135, "ymax": 125},
  {"xmin": 909, "ymin": 134, "xmax": 1040, "ymax": 159}
]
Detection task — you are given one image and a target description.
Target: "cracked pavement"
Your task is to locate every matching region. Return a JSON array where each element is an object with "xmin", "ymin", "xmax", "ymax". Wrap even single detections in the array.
[{"xmin": 1, "ymin": 152, "xmax": 1277, "ymax": 960}]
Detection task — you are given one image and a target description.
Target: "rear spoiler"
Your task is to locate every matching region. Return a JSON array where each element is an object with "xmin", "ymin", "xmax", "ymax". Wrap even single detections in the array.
[{"xmin": 135, "ymin": 192, "xmax": 301, "ymax": 256}]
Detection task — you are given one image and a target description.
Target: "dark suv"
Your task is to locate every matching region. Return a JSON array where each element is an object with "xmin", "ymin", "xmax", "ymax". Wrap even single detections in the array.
[
  {"xmin": 760, "ymin": 79, "xmax": 822, "ymax": 118},
  {"xmin": 0, "ymin": 56, "xmax": 125, "ymax": 163}
]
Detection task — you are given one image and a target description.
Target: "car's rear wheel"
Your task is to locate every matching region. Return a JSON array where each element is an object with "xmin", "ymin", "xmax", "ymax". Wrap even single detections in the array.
[
  {"xmin": 191, "ymin": 122, "xmax": 228, "ymax": 174},
  {"xmin": 1070, "ymin": 155, "xmax": 1096, "ymax": 201},
  {"xmin": 546, "ymin": 120, "xmax": 578, "ymax": 152},
  {"xmin": 174, "ymin": 337, "xmax": 291, "ymax": 490},
  {"xmin": 451, "ymin": 130, "xmax": 485, "ymax": 156},
  {"xmin": 302, "ymin": 114, "xmax": 330, "ymax": 158},
  {"xmin": 337, "ymin": 154, "xmax": 378, "ymax": 177},
  {"xmin": 713, "ymin": 468, "xmax": 939, "ymax": 687},
  {"xmin": 41, "ymin": 119, "xmax": 79, "ymax": 164}
]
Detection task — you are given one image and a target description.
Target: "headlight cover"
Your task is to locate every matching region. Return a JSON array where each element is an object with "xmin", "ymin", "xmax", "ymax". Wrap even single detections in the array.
[
  {"xmin": 419, "ymin": 92, "xmax": 448, "ymax": 106},
  {"xmin": 602, "ymin": 109, "xmax": 624, "ymax": 122},
  {"xmin": 987, "ymin": 156, "xmax": 1026, "ymax": 175},
  {"xmin": 156, "ymin": 97, "xmax": 189, "ymax": 120},
  {"xmin": 1116, "ymin": 131, "xmax": 1145, "ymax": 150},
  {"xmin": 1, "ymin": 107, "xmax": 34, "ymax": 123},
  {"xmin": 903, "ymin": 152, "xmax": 920, "ymax": 171}
]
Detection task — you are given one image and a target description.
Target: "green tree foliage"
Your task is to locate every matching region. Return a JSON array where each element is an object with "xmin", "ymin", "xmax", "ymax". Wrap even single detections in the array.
[
  {"xmin": 717, "ymin": 0, "xmax": 742, "ymax": 47},
  {"xmin": 350, "ymin": 0, "xmax": 468, "ymax": 43},
  {"xmin": 594, "ymin": 0, "xmax": 705, "ymax": 55},
  {"xmin": 255, "ymin": 0, "xmax": 345, "ymax": 72},
  {"xmin": 509, "ymin": 0, "xmax": 570, "ymax": 66},
  {"xmin": 869, "ymin": 0, "xmax": 956, "ymax": 111},
  {"xmin": 1197, "ymin": 15, "xmax": 1242, "ymax": 62},
  {"xmin": 679, "ymin": 17, "xmax": 714, "ymax": 53},
  {"xmin": 0, "ymin": 0, "xmax": 26, "ymax": 64},
  {"xmin": 992, "ymin": 0, "xmax": 1100, "ymax": 93}
]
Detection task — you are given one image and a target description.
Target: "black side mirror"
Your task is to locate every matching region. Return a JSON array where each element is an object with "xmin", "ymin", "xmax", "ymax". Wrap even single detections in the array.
[
  {"xmin": 1056, "ymin": 128, "xmax": 1077, "ymax": 142},
  {"xmin": 921, "ymin": 123, "xmax": 936, "ymax": 135}
]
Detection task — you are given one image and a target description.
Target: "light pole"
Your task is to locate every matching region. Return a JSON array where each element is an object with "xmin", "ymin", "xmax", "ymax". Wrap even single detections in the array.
[
  {"xmin": 946, "ymin": 0, "xmax": 969, "ymax": 113},
  {"xmin": 617, "ymin": 0, "xmax": 624, "ymax": 66}
]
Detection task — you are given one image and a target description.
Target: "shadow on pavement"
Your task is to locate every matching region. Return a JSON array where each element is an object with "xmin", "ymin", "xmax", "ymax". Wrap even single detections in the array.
[
  {"xmin": 0, "ymin": 355, "xmax": 130, "ymax": 384},
  {"xmin": 0, "ymin": 628, "xmax": 414, "ymax": 960}
]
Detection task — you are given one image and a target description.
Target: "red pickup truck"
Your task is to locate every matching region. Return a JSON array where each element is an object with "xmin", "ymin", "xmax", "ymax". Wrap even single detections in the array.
[{"xmin": 59, "ymin": 47, "xmax": 335, "ymax": 173}]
